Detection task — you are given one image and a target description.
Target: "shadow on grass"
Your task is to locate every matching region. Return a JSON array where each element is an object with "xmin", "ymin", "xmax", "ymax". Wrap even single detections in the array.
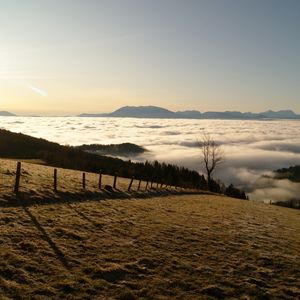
[
  {"xmin": 1, "ymin": 187, "xmax": 212, "ymax": 208},
  {"xmin": 22, "ymin": 206, "xmax": 72, "ymax": 270},
  {"xmin": 67, "ymin": 203, "xmax": 103, "ymax": 229}
]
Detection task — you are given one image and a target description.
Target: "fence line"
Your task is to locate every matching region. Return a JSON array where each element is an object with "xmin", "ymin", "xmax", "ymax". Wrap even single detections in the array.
[
  {"xmin": 82, "ymin": 173, "xmax": 86, "ymax": 190},
  {"xmin": 98, "ymin": 170, "xmax": 102, "ymax": 189},
  {"xmin": 113, "ymin": 173, "xmax": 118, "ymax": 189},
  {"xmin": 128, "ymin": 177, "xmax": 134, "ymax": 191},
  {"xmin": 9, "ymin": 161, "xmax": 181, "ymax": 197},
  {"xmin": 54, "ymin": 168, "xmax": 57, "ymax": 192},
  {"xmin": 14, "ymin": 162, "xmax": 22, "ymax": 194}
]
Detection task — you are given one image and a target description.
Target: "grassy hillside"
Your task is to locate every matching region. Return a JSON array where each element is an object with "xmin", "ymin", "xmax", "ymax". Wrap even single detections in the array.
[
  {"xmin": 0, "ymin": 194, "xmax": 299, "ymax": 299},
  {"xmin": 0, "ymin": 129, "xmax": 206, "ymax": 190},
  {"xmin": 0, "ymin": 158, "xmax": 193, "ymax": 206},
  {"xmin": 0, "ymin": 129, "xmax": 249, "ymax": 199}
]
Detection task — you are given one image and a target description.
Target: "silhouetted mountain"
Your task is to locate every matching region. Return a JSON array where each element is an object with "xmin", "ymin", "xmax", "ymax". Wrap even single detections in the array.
[
  {"xmin": 79, "ymin": 106, "xmax": 176, "ymax": 118},
  {"xmin": 260, "ymin": 110, "xmax": 299, "ymax": 119},
  {"xmin": 112, "ymin": 106, "xmax": 176, "ymax": 118},
  {"xmin": 79, "ymin": 106, "xmax": 300, "ymax": 120},
  {"xmin": 175, "ymin": 110, "xmax": 202, "ymax": 118},
  {"xmin": 201, "ymin": 111, "xmax": 246, "ymax": 119},
  {"xmin": 0, "ymin": 111, "xmax": 16, "ymax": 116}
]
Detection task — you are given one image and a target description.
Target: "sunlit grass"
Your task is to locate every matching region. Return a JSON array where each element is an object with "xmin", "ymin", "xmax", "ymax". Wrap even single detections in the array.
[
  {"xmin": 0, "ymin": 167, "xmax": 299, "ymax": 298},
  {"xmin": 0, "ymin": 160, "xmax": 300, "ymax": 299}
]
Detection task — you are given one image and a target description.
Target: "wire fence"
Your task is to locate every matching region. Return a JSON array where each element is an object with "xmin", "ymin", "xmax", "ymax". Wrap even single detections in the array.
[{"xmin": 0, "ymin": 160, "xmax": 179, "ymax": 201}]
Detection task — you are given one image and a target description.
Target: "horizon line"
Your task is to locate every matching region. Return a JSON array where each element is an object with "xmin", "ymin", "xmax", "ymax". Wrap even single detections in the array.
[{"xmin": 1, "ymin": 105, "xmax": 300, "ymax": 117}]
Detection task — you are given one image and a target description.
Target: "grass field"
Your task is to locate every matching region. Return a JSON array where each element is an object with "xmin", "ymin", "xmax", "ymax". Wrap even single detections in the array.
[
  {"xmin": 0, "ymin": 159, "xmax": 299, "ymax": 299},
  {"xmin": 0, "ymin": 194, "xmax": 299, "ymax": 299},
  {"xmin": 0, "ymin": 158, "xmax": 181, "ymax": 206}
]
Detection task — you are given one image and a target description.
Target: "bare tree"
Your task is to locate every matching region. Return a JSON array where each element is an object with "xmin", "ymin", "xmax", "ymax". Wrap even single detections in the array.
[{"xmin": 198, "ymin": 134, "xmax": 224, "ymax": 188}]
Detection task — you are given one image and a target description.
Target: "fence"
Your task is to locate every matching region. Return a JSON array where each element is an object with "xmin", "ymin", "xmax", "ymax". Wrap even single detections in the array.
[{"xmin": 0, "ymin": 160, "xmax": 179, "ymax": 198}]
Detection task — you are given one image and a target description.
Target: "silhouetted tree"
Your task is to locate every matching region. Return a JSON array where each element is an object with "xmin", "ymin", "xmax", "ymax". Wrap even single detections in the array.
[
  {"xmin": 198, "ymin": 134, "xmax": 224, "ymax": 189},
  {"xmin": 225, "ymin": 184, "xmax": 247, "ymax": 200}
]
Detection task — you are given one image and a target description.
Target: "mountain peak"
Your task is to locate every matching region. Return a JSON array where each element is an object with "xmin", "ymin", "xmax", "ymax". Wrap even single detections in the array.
[
  {"xmin": 78, "ymin": 106, "xmax": 300, "ymax": 120},
  {"xmin": 0, "ymin": 111, "xmax": 16, "ymax": 116},
  {"xmin": 261, "ymin": 109, "xmax": 297, "ymax": 118},
  {"xmin": 110, "ymin": 106, "xmax": 176, "ymax": 118}
]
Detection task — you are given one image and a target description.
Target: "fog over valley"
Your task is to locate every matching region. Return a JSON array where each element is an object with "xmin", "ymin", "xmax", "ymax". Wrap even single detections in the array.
[{"xmin": 1, "ymin": 116, "xmax": 299, "ymax": 202}]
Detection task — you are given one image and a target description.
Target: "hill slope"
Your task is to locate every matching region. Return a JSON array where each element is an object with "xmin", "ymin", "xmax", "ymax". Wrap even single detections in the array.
[
  {"xmin": 0, "ymin": 129, "xmax": 205, "ymax": 190},
  {"xmin": 0, "ymin": 194, "xmax": 299, "ymax": 299}
]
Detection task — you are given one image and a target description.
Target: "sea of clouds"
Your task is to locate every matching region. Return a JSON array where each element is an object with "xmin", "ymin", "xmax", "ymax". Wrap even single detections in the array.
[{"xmin": 1, "ymin": 116, "xmax": 300, "ymax": 202}]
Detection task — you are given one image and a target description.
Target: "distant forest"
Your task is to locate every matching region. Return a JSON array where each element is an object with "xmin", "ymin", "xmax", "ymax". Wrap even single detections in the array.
[
  {"xmin": 75, "ymin": 143, "xmax": 146, "ymax": 157},
  {"xmin": 275, "ymin": 166, "xmax": 300, "ymax": 182},
  {"xmin": 0, "ymin": 129, "xmax": 246, "ymax": 199}
]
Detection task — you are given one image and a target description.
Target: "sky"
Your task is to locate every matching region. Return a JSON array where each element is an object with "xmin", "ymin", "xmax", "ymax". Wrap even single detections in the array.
[{"xmin": 0, "ymin": 0, "xmax": 300, "ymax": 115}]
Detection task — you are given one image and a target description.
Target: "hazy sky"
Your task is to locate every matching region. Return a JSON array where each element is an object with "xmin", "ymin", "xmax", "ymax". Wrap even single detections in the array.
[{"xmin": 1, "ymin": 0, "xmax": 300, "ymax": 115}]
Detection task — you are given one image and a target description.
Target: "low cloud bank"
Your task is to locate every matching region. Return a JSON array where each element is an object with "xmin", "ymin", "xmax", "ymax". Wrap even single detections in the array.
[
  {"xmin": 249, "ymin": 177, "xmax": 300, "ymax": 203},
  {"xmin": 2, "ymin": 117, "xmax": 300, "ymax": 202}
]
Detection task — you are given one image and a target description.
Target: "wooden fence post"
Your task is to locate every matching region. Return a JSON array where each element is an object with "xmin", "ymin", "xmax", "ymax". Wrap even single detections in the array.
[
  {"xmin": 14, "ymin": 162, "xmax": 22, "ymax": 194},
  {"xmin": 128, "ymin": 177, "xmax": 134, "ymax": 191},
  {"xmin": 98, "ymin": 170, "xmax": 102, "ymax": 189},
  {"xmin": 82, "ymin": 172, "xmax": 86, "ymax": 190},
  {"xmin": 113, "ymin": 173, "xmax": 118, "ymax": 189},
  {"xmin": 54, "ymin": 168, "xmax": 57, "ymax": 192},
  {"xmin": 138, "ymin": 179, "xmax": 142, "ymax": 191},
  {"xmin": 145, "ymin": 181, "xmax": 149, "ymax": 190}
]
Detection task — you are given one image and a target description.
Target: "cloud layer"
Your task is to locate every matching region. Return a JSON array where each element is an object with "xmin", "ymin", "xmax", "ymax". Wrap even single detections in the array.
[{"xmin": 1, "ymin": 117, "xmax": 300, "ymax": 201}]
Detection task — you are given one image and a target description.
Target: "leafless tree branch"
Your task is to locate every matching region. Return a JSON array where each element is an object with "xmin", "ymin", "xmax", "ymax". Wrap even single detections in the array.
[{"xmin": 198, "ymin": 133, "xmax": 225, "ymax": 187}]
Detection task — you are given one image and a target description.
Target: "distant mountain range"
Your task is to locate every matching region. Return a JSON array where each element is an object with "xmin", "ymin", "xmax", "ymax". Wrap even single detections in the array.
[
  {"xmin": 1, "ymin": 107, "xmax": 300, "ymax": 119},
  {"xmin": 0, "ymin": 111, "xmax": 16, "ymax": 116},
  {"xmin": 79, "ymin": 106, "xmax": 300, "ymax": 120}
]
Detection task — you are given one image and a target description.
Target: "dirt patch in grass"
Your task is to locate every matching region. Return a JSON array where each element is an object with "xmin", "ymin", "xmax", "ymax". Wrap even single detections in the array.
[{"xmin": 0, "ymin": 192, "xmax": 299, "ymax": 299}]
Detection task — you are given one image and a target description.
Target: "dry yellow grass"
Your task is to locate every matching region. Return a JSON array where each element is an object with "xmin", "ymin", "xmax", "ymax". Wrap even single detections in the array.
[
  {"xmin": 0, "ymin": 194, "xmax": 299, "ymax": 299},
  {"xmin": 0, "ymin": 158, "xmax": 182, "ymax": 205},
  {"xmin": 0, "ymin": 159, "xmax": 299, "ymax": 299}
]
